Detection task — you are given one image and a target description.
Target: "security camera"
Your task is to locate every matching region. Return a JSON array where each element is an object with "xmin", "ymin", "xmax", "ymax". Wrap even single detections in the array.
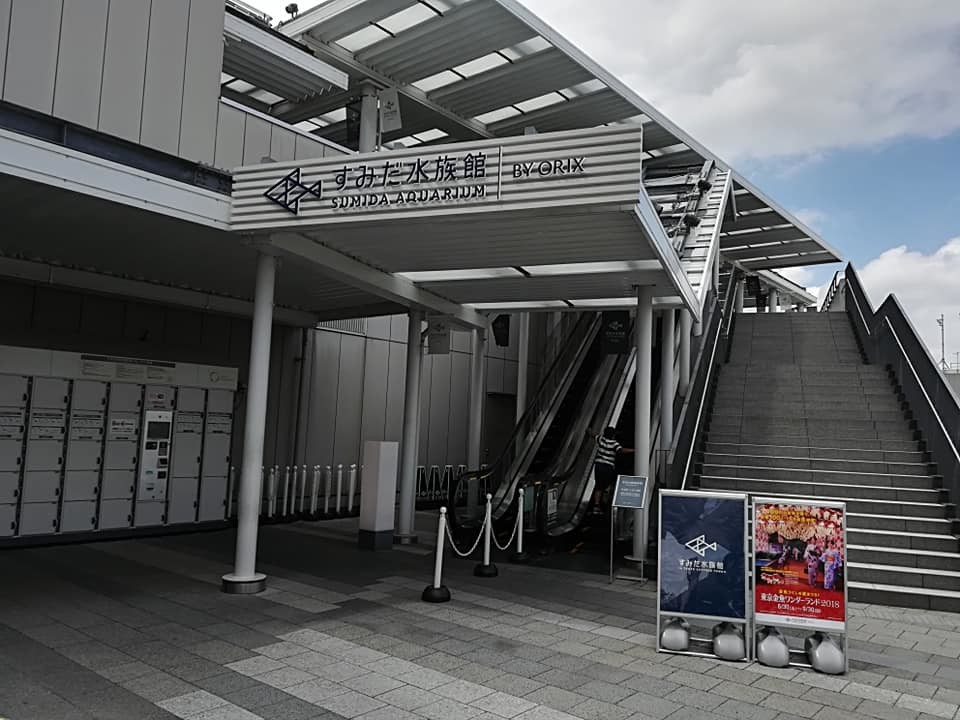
[{"xmin": 285, "ymin": 3, "xmax": 299, "ymax": 17}]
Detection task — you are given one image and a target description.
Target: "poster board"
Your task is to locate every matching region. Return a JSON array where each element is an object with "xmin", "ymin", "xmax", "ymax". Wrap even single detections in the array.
[{"xmin": 752, "ymin": 498, "xmax": 847, "ymax": 632}]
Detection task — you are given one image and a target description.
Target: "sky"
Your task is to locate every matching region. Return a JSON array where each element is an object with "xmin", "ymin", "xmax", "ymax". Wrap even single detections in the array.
[{"xmin": 258, "ymin": 0, "xmax": 960, "ymax": 367}]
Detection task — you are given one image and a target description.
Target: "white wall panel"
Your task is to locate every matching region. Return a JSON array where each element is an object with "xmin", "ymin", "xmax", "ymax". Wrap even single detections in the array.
[
  {"xmin": 332, "ymin": 334, "xmax": 365, "ymax": 464},
  {"xmin": 99, "ymin": 0, "xmax": 151, "ymax": 143},
  {"xmin": 359, "ymin": 338, "xmax": 389, "ymax": 443},
  {"xmin": 242, "ymin": 115, "xmax": 271, "ymax": 165},
  {"xmin": 304, "ymin": 331, "xmax": 340, "ymax": 467},
  {"xmin": 0, "ymin": 0, "xmax": 10, "ymax": 91},
  {"xmin": 270, "ymin": 127, "xmax": 296, "ymax": 162},
  {"xmin": 390, "ymin": 315, "xmax": 408, "ymax": 343},
  {"xmin": 179, "ymin": 0, "xmax": 226, "ymax": 165},
  {"xmin": 3, "ymin": 0, "xmax": 62, "ymax": 114},
  {"xmin": 53, "ymin": 0, "xmax": 108, "ymax": 128},
  {"xmin": 294, "ymin": 134, "xmax": 326, "ymax": 161},
  {"xmin": 486, "ymin": 356, "xmax": 504, "ymax": 394},
  {"xmin": 140, "ymin": 0, "xmax": 190, "ymax": 154},
  {"xmin": 365, "ymin": 317, "xmax": 392, "ymax": 341},
  {"xmin": 426, "ymin": 353, "xmax": 451, "ymax": 466},
  {"xmin": 447, "ymin": 352, "xmax": 469, "ymax": 466},
  {"xmin": 417, "ymin": 354, "xmax": 432, "ymax": 463},
  {"xmin": 383, "ymin": 341, "xmax": 405, "ymax": 442},
  {"xmin": 503, "ymin": 359, "xmax": 518, "ymax": 395},
  {"xmin": 214, "ymin": 104, "xmax": 247, "ymax": 172}
]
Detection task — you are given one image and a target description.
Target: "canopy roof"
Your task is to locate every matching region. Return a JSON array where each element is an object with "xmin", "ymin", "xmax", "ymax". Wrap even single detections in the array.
[{"xmin": 249, "ymin": 0, "xmax": 841, "ymax": 273}]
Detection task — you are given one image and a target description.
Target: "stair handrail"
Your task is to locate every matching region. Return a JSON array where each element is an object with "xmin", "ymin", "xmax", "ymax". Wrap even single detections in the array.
[
  {"xmin": 674, "ymin": 268, "xmax": 740, "ymax": 490},
  {"xmin": 843, "ymin": 262, "xmax": 960, "ymax": 513},
  {"xmin": 819, "ymin": 270, "xmax": 844, "ymax": 312}
]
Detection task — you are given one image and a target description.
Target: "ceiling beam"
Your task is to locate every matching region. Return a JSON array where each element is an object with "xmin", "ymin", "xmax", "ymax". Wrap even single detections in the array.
[{"xmin": 270, "ymin": 232, "xmax": 488, "ymax": 329}]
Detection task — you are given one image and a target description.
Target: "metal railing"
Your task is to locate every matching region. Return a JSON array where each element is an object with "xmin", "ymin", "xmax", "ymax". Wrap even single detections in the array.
[
  {"xmin": 819, "ymin": 271, "xmax": 844, "ymax": 312},
  {"xmin": 843, "ymin": 264, "xmax": 960, "ymax": 508}
]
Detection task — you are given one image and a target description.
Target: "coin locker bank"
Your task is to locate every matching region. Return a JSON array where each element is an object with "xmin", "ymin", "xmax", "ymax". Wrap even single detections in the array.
[{"xmin": 0, "ymin": 345, "xmax": 237, "ymax": 540}]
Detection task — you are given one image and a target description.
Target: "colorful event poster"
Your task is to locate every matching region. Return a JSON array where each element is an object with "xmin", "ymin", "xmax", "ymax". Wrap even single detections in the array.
[
  {"xmin": 754, "ymin": 501, "xmax": 846, "ymax": 631},
  {"xmin": 659, "ymin": 492, "xmax": 748, "ymax": 620}
]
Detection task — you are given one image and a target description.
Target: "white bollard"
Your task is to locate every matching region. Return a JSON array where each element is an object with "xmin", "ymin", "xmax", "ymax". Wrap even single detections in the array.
[
  {"xmin": 474, "ymin": 493, "xmax": 498, "ymax": 577},
  {"xmin": 335, "ymin": 464, "xmax": 344, "ymax": 515},
  {"xmin": 282, "ymin": 466, "xmax": 292, "ymax": 518},
  {"xmin": 347, "ymin": 464, "xmax": 358, "ymax": 514},
  {"xmin": 309, "ymin": 466, "xmax": 320, "ymax": 516},
  {"xmin": 511, "ymin": 487, "xmax": 528, "ymax": 563},
  {"xmin": 299, "ymin": 464, "xmax": 308, "ymax": 514},
  {"xmin": 323, "ymin": 465, "xmax": 331, "ymax": 517},
  {"xmin": 421, "ymin": 507, "xmax": 451, "ymax": 603},
  {"xmin": 267, "ymin": 466, "xmax": 278, "ymax": 518}
]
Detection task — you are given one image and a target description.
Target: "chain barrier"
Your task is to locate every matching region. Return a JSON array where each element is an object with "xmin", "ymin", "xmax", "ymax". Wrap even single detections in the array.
[
  {"xmin": 444, "ymin": 513, "xmax": 487, "ymax": 558},
  {"xmin": 492, "ymin": 507, "xmax": 522, "ymax": 552}
]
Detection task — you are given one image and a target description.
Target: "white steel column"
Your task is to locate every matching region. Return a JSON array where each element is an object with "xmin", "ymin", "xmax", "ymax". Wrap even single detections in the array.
[
  {"xmin": 678, "ymin": 310, "xmax": 691, "ymax": 397},
  {"xmin": 633, "ymin": 286, "xmax": 653, "ymax": 562},
  {"xmin": 768, "ymin": 290, "xmax": 778, "ymax": 313},
  {"xmin": 396, "ymin": 310, "xmax": 424, "ymax": 543},
  {"xmin": 359, "ymin": 83, "xmax": 378, "ymax": 153},
  {"xmin": 735, "ymin": 280, "xmax": 745, "ymax": 313},
  {"xmin": 661, "ymin": 309, "xmax": 675, "ymax": 451},
  {"xmin": 223, "ymin": 251, "xmax": 276, "ymax": 594},
  {"xmin": 467, "ymin": 328, "xmax": 487, "ymax": 518},
  {"xmin": 516, "ymin": 313, "xmax": 530, "ymax": 421}
]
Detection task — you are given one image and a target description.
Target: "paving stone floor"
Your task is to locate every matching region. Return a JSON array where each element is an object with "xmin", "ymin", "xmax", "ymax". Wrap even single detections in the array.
[{"xmin": 2, "ymin": 515, "xmax": 960, "ymax": 720}]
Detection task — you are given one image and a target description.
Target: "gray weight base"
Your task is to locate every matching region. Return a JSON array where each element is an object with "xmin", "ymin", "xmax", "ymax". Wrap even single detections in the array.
[
  {"xmin": 474, "ymin": 562, "xmax": 498, "ymax": 577},
  {"xmin": 422, "ymin": 585, "xmax": 451, "ymax": 603},
  {"xmin": 660, "ymin": 618, "xmax": 690, "ymax": 652},
  {"xmin": 756, "ymin": 626, "xmax": 791, "ymax": 667},
  {"xmin": 221, "ymin": 573, "xmax": 266, "ymax": 595}
]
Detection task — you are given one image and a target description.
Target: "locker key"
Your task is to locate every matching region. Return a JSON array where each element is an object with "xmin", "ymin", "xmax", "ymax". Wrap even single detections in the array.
[
  {"xmin": 12, "ymin": 489, "xmax": 17, "ymax": 498},
  {"xmin": 55, "ymin": 488, "xmax": 60, "ymax": 496}
]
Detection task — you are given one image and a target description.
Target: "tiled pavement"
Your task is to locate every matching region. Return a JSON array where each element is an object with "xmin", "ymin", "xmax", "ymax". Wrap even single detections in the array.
[{"xmin": 2, "ymin": 517, "xmax": 960, "ymax": 720}]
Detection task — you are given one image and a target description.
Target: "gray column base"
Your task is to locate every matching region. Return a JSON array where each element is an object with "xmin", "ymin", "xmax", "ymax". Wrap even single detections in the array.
[
  {"xmin": 393, "ymin": 533, "xmax": 419, "ymax": 545},
  {"xmin": 221, "ymin": 572, "xmax": 267, "ymax": 594},
  {"xmin": 359, "ymin": 529, "xmax": 394, "ymax": 550}
]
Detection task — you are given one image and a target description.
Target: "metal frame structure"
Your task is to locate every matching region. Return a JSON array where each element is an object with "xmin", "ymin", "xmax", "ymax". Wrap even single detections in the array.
[
  {"xmin": 656, "ymin": 489, "xmax": 752, "ymax": 662},
  {"xmin": 751, "ymin": 496, "xmax": 849, "ymax": 673}
]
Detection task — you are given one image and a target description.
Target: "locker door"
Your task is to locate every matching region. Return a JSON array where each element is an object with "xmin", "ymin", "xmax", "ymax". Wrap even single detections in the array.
[
  {"xmin": 19, "ymin": 503, "xmax": 59, "ymax": 535},
  {"xmin": 0, "ymin": 504, "xmax": 17, "ymax": 536},
  {"xmin": 108, "ymin": 383, "xmax": 142, "ymax": 412},
  {"xmin": 177, "ymin": 387, "xmax": 205, "ymax": 412},
  {"xmin": 62, "ymin": 471, "xmax": 100, "ymax": 501},
  {"xmin": 60, "ymin": 501, "xmax": 97, "ymax": 532},
  {"xmin": 144, "ymin": 385, "xmax": 174, "ymax": 410},
  {"xmin": 134, "ymin": 502, "xmax": 164, "ymax": 527},
  {"xmin": 201, "ymin": 432, "xmax": 230, "ymax": 478},
  {"xmin": 0, "ymin": 472, "xmax": 20, "ymax": 503},
  {"xmin": 101, "ymin": 471, "xmax": 135, "ymax": 499},
  {"xmin": 103, "ymin": 441, "xmax": 138, "ymax": 470},
  {"xmin": 206, "ymin": 390, "xmax": 233, "ymax": 414},
  {"xmin": 0, "ymin": 376, "xmax": 28, "ymax": 406},
  {"xmin": 171, "ymin": 433, "xmax": 201, "ymax": 478},
  {"xmin": 97, "ymin": 498, "xmax": 132, "ymax": 529},
  {"xmin": 66, "ymin": 442, "xmax": 102, "ymax": 470},
  {"xmin": 0, "ymin": 439, "xmax": 23, "ymax": 471},
  {"xmin": 31, "ymin": 378, "xmax": 69, "ymax": 409},
  {"xmin": 197, "ymin": 476, "xmax": 227, "ymax": 522},
  {"xmin": 167, "ymin": 476, "xmax": 198, "ymax": 524},
  {"xmin": 21, "ymin": 472, "xmax": 61, "ymax": 502},
  {"xmin": 25, "ymin": 441, "xmax": 64, "ymax": 472},
  {"xmin": 72, "ymin": 381, "xmax": 107, "ymax": 411}
]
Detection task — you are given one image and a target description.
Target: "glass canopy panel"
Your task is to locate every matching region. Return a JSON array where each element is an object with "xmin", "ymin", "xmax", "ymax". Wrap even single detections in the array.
[
  {"xmin": 336, "ymin": 25, "xmax": 392, "ymax": 52},
  {"xmin": 378, "ymin": 3, "xmax": 438, "ymax": 34}
]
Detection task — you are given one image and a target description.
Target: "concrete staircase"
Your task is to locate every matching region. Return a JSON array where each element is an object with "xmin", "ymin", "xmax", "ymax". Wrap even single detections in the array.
[{"xmin": 695, "ymin": 312, "xmax": 960, "ymax": 612}]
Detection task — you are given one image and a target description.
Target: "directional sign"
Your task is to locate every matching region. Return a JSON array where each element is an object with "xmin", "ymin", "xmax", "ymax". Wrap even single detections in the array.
[{"xmin": 612, "ymin": 475, "xmax": 647, "ymax": 509}]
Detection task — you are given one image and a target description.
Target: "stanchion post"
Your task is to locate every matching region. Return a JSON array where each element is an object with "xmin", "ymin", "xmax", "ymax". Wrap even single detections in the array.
[
  {"xmin": 281, "ymin": 466, "xmax": 291, "ymax": 518},
  {"xmin": 309, "ymin": 466, "xmax": 320, "ymax": 518},
  {"xmin": 511, "ymin": 487, "xmax": 529, "ymax": 563},
  {"xmin": 347, "ymin": 464, "xmax": 357, "ymax": 515},
  {"xmin": 335, "ymin": 464, "xmax": 344, "ymax": 515},
  {"xmin": 267, "ymin": 466, "xmax": 277, "ymax": 519},
  {"xmin": 422, "ymin": 507, "xmax": 451, "ymax": 603},
  {"xmin": 299, "ymin": 464, "xmax": 307, "ymax": 514},
  {"xmin": 323, "ymin": 465, "xmax": 331, "ymax": 517},
  {"xmin": 474, "ymin": 493, "xmax": 499, "ymax": 577}
]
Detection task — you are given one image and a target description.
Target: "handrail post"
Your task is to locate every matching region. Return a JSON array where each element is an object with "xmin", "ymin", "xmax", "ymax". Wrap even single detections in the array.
[{"xmin": 511, "ymin": 487, "xmax": 528, "ymax": 563}]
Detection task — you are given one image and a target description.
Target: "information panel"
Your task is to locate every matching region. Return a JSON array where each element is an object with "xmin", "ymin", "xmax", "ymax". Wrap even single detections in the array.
[
  {"xmin": 612, "ymin": 475, "xmax": 647, "ymax": 509},
  {"xmin": 659, "ymin": 491, "xmax": 748, "ymax": 620},
  {"xmin": 753, "ymin": 499, "xmax": 847, "ymax": 631}
]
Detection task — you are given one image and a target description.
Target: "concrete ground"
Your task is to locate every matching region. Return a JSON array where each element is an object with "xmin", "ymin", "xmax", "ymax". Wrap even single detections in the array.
[{"xmin": 2, "ymin": 515, "xmax": 960, "ymax": 720}]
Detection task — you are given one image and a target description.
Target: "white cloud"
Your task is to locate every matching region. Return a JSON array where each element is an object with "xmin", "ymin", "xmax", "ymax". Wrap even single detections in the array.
[
  {"xmin": 793, "ymin": 209, "xmax": 826, "ymax": 232},
  {"xmin": 859, "ymin": 239, "xmax": 960, "ymax": 369}
]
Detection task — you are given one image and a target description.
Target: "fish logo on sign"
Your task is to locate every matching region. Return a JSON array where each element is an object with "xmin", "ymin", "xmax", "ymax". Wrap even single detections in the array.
[
  {"xmin": 264, "ymin": 168, "xmax": 322, "ymax": 215},
  {"xmin": 685, "ymin": 534, "xmax": 718, "ymax": 557}
]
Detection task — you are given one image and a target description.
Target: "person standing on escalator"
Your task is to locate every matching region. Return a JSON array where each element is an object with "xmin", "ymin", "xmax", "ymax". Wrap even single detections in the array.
[{"xmin": 591, "ymin": 427, "xmax": 633, "ymax": 515}]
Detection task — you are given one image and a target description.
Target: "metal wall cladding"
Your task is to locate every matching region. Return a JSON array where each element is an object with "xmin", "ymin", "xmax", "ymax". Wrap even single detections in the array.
[
  {"xmin": 1, "ymin": 0, "xmax": 224, "ymax": 165},
  {"xmin": 230, "ymin": 125, "xmax": 645, "ymax": 231}
]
